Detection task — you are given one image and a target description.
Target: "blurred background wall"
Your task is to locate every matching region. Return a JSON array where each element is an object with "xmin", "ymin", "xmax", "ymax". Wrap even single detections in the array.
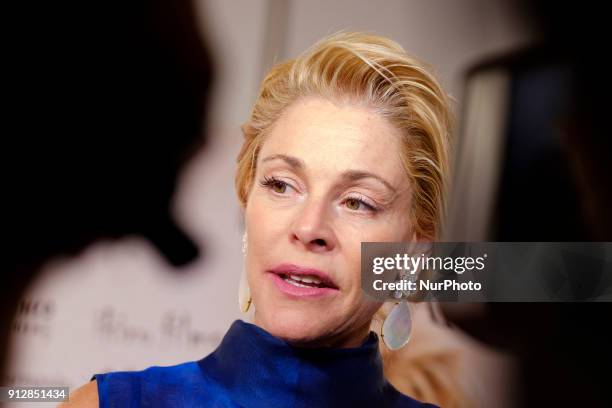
[{"xmin": 4, "ymin": 0, "xmax": 533, "ymax": 395}]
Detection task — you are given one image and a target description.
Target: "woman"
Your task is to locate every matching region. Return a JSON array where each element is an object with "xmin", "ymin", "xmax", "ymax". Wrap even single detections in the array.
[{"xmin": 65, "ymin": 31, "xmax": 452, "ymax": 407}]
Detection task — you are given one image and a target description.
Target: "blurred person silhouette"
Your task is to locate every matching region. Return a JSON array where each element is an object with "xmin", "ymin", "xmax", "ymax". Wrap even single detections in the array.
[
  {"xmin": 3, "ymin": 0, "xmax": 213, "ymax": 374},
  {"xmin": 441, "ymin": 0, "xmax": 612, "ymax": 407}
]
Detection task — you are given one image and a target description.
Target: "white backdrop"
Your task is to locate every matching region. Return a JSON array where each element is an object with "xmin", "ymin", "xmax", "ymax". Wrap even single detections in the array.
[{"xmin": 5, "ymin": 0, "xmax": 532, "ymax": 399}]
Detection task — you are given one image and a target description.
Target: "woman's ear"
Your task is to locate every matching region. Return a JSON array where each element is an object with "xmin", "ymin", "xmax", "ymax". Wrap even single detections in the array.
[
  {"xmin": 407, "ymin": 229, "xmax": 433, "ymax": 259},
  {"xmin": 407, "ymin": 229, "xmax": 422, "ymax": 243}
]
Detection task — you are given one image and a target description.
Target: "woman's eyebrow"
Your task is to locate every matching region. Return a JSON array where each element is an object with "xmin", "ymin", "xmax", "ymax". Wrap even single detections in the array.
[
  {"xmin": 341, "ymin": 170, "xmax": 397, "ymax": 194},
  {"xmin": 261, "ymin": 154, "xmax": 303, "ymax": 169}
]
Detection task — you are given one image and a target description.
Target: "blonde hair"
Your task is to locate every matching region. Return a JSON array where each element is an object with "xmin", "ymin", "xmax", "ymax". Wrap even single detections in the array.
[{"xmin": 236, "ymin": 30, "xmax": 452, "ymax": 240}]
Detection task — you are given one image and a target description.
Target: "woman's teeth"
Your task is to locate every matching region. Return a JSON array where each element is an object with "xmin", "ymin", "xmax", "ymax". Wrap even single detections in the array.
[
  {"xmin": 290, "ymin": 274, "xmax": 321, "ymax": 284},
  {"xmin": 283, "ymin": 274, "xmax": 324, "ymax": 287}
]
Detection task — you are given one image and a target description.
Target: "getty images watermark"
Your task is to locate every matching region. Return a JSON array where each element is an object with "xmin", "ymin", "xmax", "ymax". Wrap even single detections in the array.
[
  {"xmin": 371, "ymin": 251, "xmax": 486, "ymax": 293},
  {"xmin": 361, "ymin": 242, "xmax": 612, "ymax": 302}
]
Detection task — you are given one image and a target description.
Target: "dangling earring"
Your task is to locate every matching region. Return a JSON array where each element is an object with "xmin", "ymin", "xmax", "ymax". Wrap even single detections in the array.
[
  {"xmin": 381, "ymin": 300, "xmax": 412, "ymax": 350},
  {"xmin": 238, "ymin": 232, "xmax": 252, "ymax": 313},
  {"xmin": 381, "ymin": 271, "xmax": 413, "ymax": 350},
  {"xmin": 381, "ymin": 237, "xmax": 426, "ymax": 350}
]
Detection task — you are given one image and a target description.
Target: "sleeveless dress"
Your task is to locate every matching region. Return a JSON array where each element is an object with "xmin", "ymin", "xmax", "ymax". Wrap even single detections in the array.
[{"xmin": 92, "ymin": 319, "xmax": 436, "ymax": 407}]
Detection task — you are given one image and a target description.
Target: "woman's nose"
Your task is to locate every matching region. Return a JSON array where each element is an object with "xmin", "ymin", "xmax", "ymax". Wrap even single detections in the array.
[{"xmin": 290, "ymin": 197, "xmax": 337, "ymax": 253}]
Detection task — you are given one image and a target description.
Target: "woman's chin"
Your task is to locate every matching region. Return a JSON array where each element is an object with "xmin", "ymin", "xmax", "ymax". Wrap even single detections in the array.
[{"xmin": 255, "ymin": 309, "xmax": 332, "ymax": 346}]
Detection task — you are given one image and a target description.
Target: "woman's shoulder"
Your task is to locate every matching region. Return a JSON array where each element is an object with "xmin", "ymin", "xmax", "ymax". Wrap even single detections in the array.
[
  {"xmin": 60, "ymin": 380, "xmax": 99, "ymax": 407},
  {"xmin": 68, "ymin": 360, "xmax": 207, "ymax": 407},
  {"xmin": 94, "ymin": 360, "xmax": 203, "ymax": 385}
]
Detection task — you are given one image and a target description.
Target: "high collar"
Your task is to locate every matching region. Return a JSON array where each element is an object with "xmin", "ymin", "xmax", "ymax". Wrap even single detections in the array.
[{"xmin": 197, "ymin": 320, "xmax": 418, "ymax": 408}]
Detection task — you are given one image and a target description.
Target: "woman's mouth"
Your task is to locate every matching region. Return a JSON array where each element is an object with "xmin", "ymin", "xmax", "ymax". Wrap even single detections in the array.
[
  {"xmin": 280, "ymin": 273, "xmax": 331, "ymax": 288},
  {"xmin": 268, "ymin": 263, "xmax": 340, "ymax": 298}
]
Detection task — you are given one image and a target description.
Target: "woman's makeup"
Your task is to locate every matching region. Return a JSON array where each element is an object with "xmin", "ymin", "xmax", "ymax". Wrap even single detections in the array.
[{"xmin": 267, "ymin": 263, "xmax": 340, "ymax": 298}]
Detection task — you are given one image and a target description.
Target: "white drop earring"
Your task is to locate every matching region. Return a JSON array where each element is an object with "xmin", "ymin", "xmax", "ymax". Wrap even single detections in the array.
[
  {"xmin": 381, "ymin": 300, "xmax": 412, "ymax": 350},
  {"xmin": 381, "ymin": 270, "xmax": 414, "ymax": 350},
  {"xmin": 381, "ymin": 237, "xmax": 427, "ymax": 350},
  {"xmin": 238, "ymin": 232, "xmax": 252, "ymax": 313}
]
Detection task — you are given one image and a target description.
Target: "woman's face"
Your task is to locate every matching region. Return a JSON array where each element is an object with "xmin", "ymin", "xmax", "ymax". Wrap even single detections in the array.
[{"xmin": 244, "ymin": 96, "xmax": 414, "ymax": 348}]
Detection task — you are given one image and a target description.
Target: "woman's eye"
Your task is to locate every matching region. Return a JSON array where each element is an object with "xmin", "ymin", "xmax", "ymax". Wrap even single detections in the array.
[
  {"xmin": 271, "ymin": 180, "xmax": 287, "ymax": 193},
  {"xmin": 260, "ymin": 176, "xmax": 292, "ymax": 194},
  {"xmin": 345, "ymin": 198, "xmax": 362, "ymax": 210},
  {"xmin": 344, "ymin": 197, "xmax": 377, "ymax": 212}
]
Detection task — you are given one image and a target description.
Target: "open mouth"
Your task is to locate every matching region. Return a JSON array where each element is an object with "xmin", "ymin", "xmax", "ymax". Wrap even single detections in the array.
[
  {"xmin": 268, "ymin": 263, "xmax": 340, "ymax": 296},
  {"xmin": 279, "ymin": 273, "xmax": 335, "ymax": 289}
]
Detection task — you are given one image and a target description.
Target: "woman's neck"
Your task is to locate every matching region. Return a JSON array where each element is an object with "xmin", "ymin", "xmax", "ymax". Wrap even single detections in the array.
[{"xmin": 252, "ymin": 314, "xmax": 372, "ymax": 349}]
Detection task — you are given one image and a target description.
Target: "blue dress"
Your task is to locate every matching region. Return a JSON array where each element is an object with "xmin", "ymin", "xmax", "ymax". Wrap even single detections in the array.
[{"xmin": 93, "ymin": 319, "xmax": 436, "ymax": 407}]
